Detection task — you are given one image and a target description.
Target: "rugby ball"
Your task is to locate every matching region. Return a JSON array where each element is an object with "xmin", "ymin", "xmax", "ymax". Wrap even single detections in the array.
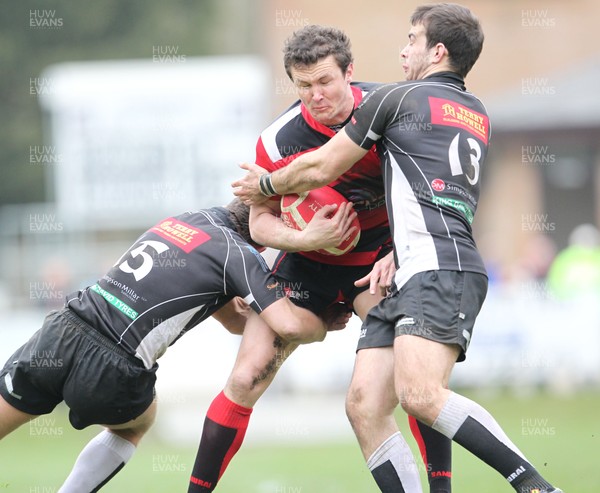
[{"xmin": 280, "ymin": 185, "xmax": 361, "ymax": 256}]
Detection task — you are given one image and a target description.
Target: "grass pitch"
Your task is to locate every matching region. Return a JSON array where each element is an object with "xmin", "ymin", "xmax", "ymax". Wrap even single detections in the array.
[{"xmin": 0, "ymin": 390, "xmax": 597, "ymax": 492}]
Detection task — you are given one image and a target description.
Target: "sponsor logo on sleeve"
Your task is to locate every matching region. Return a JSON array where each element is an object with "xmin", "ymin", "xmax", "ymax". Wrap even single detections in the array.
[
  {"xmin": 150, "ymin": 218, "xmax": 211, "ymax": 253},
  {"xmin": 428, "ymin": 97, "xmax": 489, "ymax": 144}
]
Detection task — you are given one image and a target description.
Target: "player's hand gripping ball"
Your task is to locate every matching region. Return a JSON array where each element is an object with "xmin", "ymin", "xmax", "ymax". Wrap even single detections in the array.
[{"xmin": 280, "ymin": 185, "xmax": 361, "ymax": 256}]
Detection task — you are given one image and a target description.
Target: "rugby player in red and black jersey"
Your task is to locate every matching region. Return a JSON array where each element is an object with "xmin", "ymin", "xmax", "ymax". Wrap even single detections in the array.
[
  {"xmin": 191, "ymin": 25, "xmax": 452, "ymax": 493},
  {"xmin": 234, "ymin": 5, "xmax": 562, "ymax": 493},
  {"xmin": 0, "ymin": 199, "xmax": 352, "ymax": 492}
]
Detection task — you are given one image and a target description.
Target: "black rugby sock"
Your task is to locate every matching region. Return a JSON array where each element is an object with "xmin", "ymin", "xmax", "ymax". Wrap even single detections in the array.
[
  {"xmin": 409, "ymin": 415, "xmax": 452, "ymax": 492},
  {"xmin": 432, "ymin": 392, "xmax": 555, "ymax": 492}
]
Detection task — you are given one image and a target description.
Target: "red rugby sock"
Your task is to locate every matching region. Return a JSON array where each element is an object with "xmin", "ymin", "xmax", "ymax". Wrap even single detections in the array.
[{"xmin": 188, "ymin": 391, "xmax": 252, "ymax": 492}]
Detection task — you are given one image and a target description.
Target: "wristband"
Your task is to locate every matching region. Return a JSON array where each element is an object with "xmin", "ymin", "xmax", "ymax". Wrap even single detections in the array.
[
  {"xmin": 265, "ymin": 173, "xmax": 279, "ymax": 195},
  {"xmin": 259, "ymin": 173, "xmax": 279, "ymax": 197},
  {"xmin": 258, "ymin": 173, "xmax": 272, "ymax": 196}
]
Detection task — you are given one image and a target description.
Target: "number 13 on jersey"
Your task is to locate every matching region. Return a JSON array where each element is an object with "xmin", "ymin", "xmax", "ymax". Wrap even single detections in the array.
[{"xmin": 448, "ymin": 132, "xmax": 481, "ymax": 186}]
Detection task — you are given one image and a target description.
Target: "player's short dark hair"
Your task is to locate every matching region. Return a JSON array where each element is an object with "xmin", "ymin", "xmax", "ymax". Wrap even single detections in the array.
[
  {"xmin": 225, "ymin": 198, "xmax": 261, "ymax": 248},
  {"xmin": 283, "ymin": 25, "xmax": 353, "ymax": 80},
  {"xmin": 411, "ymin": 3, "xmax": 484, "ymax": 77}
]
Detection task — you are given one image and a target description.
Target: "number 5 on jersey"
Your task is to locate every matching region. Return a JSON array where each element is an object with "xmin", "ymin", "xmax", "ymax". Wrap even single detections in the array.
[{"xmin": 116, "ymin": 240, "xmax": 169, "ymax": 281}]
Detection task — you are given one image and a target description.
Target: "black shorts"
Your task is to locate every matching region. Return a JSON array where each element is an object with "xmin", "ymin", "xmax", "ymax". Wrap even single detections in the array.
[
  {"xmin": 272, "ymin": 246, "xmax": 393, "ymax": 316},
  {"xmin": 357, "ymin": 270, "xmax": 488, "ymax": 361},
  {"xmin": 0, "ymin": 308, "xmax": 157, "ymax": 430}
]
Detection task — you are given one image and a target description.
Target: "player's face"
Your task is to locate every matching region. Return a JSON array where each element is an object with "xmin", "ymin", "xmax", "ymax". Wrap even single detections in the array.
[
  {"xmin": 400, "ymin": 23, "xmax": 434, "ymax": 80},
  {"xmin": 290, "ymin": 55, "xmax": 355, "ymax": 127}
]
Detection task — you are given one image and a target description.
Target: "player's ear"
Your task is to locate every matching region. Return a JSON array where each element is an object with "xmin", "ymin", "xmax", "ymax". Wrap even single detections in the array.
[
  {"xmin": 432, "ymin": 43, "xmax": 447, "ymax": 63},
  {"xmin": 345, "ymin": 63, "xmax": 354, "ymax": 83}
]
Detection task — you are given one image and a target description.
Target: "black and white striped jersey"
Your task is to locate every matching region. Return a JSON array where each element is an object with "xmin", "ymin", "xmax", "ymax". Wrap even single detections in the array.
[
  {"xmin": 66, "ymin": 207, "xmax": 278, "ymax": 369},
  {"xmin": 344, "ymin": 72, "xmax": 490, "ymax": 290}
]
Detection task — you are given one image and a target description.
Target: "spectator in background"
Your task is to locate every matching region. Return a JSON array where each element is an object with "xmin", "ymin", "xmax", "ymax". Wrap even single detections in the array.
[{"xmin": 547, "ymin": 223, "xmax": 600, "ymax": 301}]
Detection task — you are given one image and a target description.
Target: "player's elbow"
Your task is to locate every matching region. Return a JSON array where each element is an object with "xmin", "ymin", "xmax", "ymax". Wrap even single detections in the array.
[
  {"xmin": 248, "ymin": 211, "xmax": 272, "ymax": 246},
  {"xmin": 249, "ymin": 224, "xmax": 267, "ymax": 247}
]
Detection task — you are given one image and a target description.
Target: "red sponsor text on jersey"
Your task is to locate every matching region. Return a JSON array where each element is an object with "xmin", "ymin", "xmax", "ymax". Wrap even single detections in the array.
[
  {"xmin": 429, "ymin": 96, "xmax": 489, "ymax": 144},
  {"xmin": 151, "ymin": 218, "xmax": 211, "ymax": 253}
]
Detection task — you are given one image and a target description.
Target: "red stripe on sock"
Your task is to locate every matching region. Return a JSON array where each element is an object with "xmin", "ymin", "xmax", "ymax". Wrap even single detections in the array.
[
  {"xmin": 409, "ymin": 416, "xmax": 452, "ymax": 481},
  {"xmin": 408, "ymin": 415, "xmax": 429, "ymax": 467},
  {"xmin": 219, "ymin": 427, "xmax": 246, "ymax": 479}
]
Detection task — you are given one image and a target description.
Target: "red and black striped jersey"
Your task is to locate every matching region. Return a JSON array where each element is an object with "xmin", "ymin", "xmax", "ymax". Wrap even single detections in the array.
[{"xmin": 256, "ymin": 82, "xmax": 390, "ymax": 266}]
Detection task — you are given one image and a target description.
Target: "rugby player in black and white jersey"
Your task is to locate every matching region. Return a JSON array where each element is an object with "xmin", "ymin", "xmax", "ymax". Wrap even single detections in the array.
[
  {"xmin": 234, "ymin": 4, "xmax": 562, "ymax": 493},
  {"xmin": 0, "ymin": 199, "xmax": 354, "ymax": 492},
  {"xmin": 192, "ymin": 25, "xmax": 452, "ymax": 493}
]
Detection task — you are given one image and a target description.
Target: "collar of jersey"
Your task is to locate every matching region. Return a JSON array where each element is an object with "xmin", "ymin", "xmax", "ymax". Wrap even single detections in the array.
[
  {"xmin": 300, "ymin": 85, "xmax": 363, "ymax": 137},
  {"xmin": 423, "ymin": 71, "xmax": 466, "ymax": 90}
]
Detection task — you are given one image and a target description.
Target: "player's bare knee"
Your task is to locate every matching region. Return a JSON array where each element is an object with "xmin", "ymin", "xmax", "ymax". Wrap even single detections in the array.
[
  {"xmin": 345, "ymin": 386, "xmax": 361, "ymax": 422},
  {"xmin": 345, "ymin": 383, "xmax": 374, "ymax": 423},
  {"xmin": 397, "ymin": 382, "xmax": 439, "ymax": 422},
  {"xmin": 225, "ymin": 368, "xmax": 257, "ymax": 401},
  {"xmin": 345, "ymin": 394, "xmax": 365, "ymax": 435}
]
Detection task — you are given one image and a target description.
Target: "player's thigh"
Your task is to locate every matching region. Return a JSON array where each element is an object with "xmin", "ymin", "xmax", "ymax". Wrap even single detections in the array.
[
  {"xmin": 225, "ymin": 312, "xmax": 297, "ymax": 407},
  {"xmin": 392, "ymin": 270, "xmax": 486, "ymax": 393},
  {"xmin": 352, "ymin": 289, "xmax": 385, "ymax": 321},
  {"xmin": 346, "ymin": 346, "xmax": 397, "ymax": 416},
  {"xmin": 394, "ymin": 335, "xmax": 459, "ymax": 387},
  {"xmin": 393, "ymin": 334, "xmax": 459, "ymax": 421},
  {"xmin": 0, "ymin": 394, "xmax": 38, "ymax": 440},
  {"xmin": 106, "ymin": 398, "xmax": 157, "ymax": 446}
]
